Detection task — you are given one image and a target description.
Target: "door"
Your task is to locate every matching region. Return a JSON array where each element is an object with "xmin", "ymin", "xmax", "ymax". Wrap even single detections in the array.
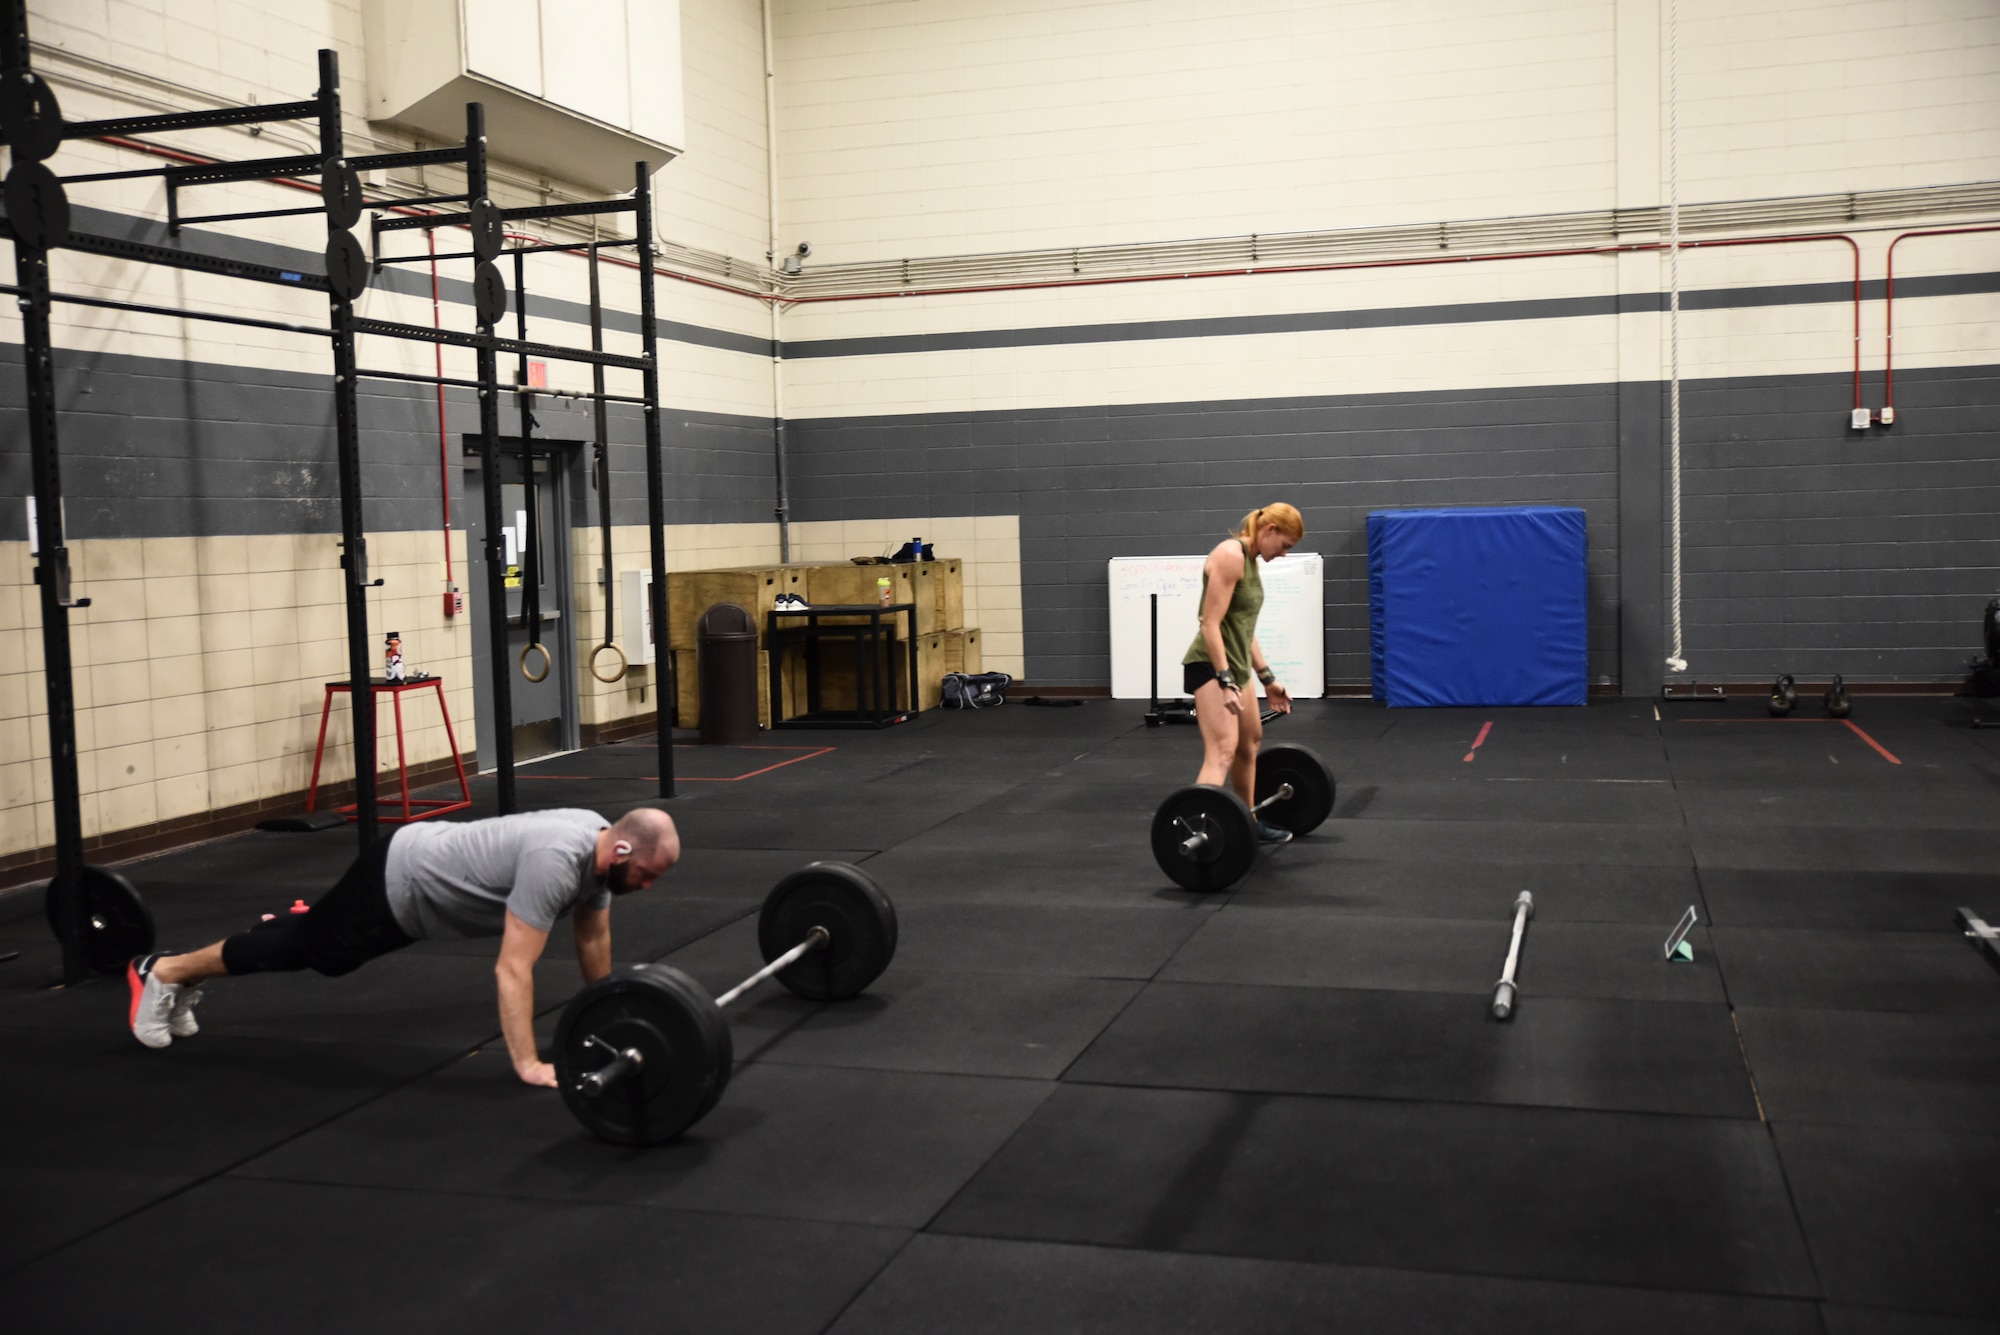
[{"xmin": 466, "ymin": 442, "xmax": 578, "ymax": 767}]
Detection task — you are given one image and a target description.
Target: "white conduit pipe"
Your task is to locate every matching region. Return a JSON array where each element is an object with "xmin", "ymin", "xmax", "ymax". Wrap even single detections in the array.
[
  {"xmin": 1664, "ymin": 0, "xmax": 1688, "ymax": 675},
  {"xmin": 763, "ymin": 0, "xmax": 792, "ymax": 563}
]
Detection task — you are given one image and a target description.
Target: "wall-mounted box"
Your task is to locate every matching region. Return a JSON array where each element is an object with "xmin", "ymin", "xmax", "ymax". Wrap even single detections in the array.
[
  {"xmin": 361, "ymin": 0, "xmax": 684, "ymax": 193},
  {"xmin": 622, "ymin": 567, "xmax": 656, "ymax": 665}
]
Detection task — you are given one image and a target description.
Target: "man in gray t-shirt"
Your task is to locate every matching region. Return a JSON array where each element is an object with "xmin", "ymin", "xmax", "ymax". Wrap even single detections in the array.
[{"xmin": 126, "ymin": 807, "xmax": 681, "ymax": 1089}]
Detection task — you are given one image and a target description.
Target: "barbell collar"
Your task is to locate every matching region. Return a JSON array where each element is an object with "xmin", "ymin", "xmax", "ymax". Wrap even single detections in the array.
[{"xmin": 713, "ymin": 925, "xmax": 830, "ymax": 1009}]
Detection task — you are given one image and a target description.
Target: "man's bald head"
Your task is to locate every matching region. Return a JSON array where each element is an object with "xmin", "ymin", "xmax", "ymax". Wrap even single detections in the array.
[{"xmin": 600, "ymin": 807, "xmax": 680, "ymax": 893}]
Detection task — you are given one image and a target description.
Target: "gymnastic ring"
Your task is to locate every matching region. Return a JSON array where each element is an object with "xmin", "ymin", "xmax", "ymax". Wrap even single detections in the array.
[
  {"xmin": 519, "ymin": 642, "xmax": 552, "ymax": 684},
  {"xmin": 589, "ymin": 640, "xmax": 628, "ymax": 684}
]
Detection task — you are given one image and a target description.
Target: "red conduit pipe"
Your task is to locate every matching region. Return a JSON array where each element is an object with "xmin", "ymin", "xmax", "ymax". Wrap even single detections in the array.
[
  {"xmin": 1884, "ymin": 224, "xmax": 2000, "ymax": 420},
  {"xmin": 89, "ymin": 134, "xmax": 1865, "ymax": 406}
]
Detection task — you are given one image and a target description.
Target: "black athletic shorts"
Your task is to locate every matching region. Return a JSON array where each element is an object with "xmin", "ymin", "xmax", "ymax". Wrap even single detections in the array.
[
  {"xmin": 1184, "ymin": 661, "xmax": 1220, "ymax": 694},
  {"xmin": 222, "ymin": 830, "xmax": 414, "ymax": 977}
]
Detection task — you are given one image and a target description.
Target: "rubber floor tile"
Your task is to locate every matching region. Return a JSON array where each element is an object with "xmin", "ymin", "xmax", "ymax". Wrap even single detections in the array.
[
  {"xmin": 1325, "ymin": 777, "xmax": 1684, "ymax": 824},
  {"xmin": 0, "ymin": 1026, "xmax": 455, "ymax": 1268},
  {"xmin": 932, "ymin": 1084, "xmax": 1818, "ymax": 1297},
  {"xmin": 663, "ymin": 917, "xmax": 1146, "ymax": 1079},
  {"xmin": 1736, "ymin": 1006, "xmax": 2000, "ymax": 1133},
  {"xmin": 1778, "ymin": 1122, "xmax": 2000, "ymax": 1319},
  {"xmin": 1691, "ymin": 824, "xmax": 2000, "ymax": 875},
  {"xmin": 1229, "ymin": 854, "xmax": 1702, "ymax": 924},
  {"xmin": 1699, "ymin": 867, "xmax": 1999, "ymax": 932},
  {"xmin": 830, "ymin": 1234, "xmax": 1826, "ymax": 1335},
  {"xmin": 1161, "ymin": 913, "xmax": 1728, "ymax": 1004},
  {"xmin": 1709, "ymin": 927, "xmax": 2000, "ymax": 1015},
  {"xmin": 236, "ymin": 1049, "xmax": 1053, "ymax": 1229},
  {"xmin": 1067, "ymin": 982, "xmax": 1757, "ymax": 1118},
  {"xmin": 7, "ymin": 1176, "xmax": 908, "ymax": 1335},
  {"xmin": 1818, "ymin": 1305, "xmax": 2000, "ymax": 1334},
  {"xmin": 1317, "ymin": 817, "xmax": 1693, "ymax": 868}
]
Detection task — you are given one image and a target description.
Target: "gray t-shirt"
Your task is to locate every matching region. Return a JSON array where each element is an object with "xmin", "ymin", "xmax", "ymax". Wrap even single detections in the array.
[{"xmin": 384, "ymin": 809, "xmax": 612, "ymax": 941}]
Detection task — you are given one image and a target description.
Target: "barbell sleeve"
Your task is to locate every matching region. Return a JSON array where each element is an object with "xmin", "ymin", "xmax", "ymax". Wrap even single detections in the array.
[
  {"xmin": 1177, "ymin": 781, "xmax": 1297, "ymax": 857},
  {"xmin": 714, "ymin": 926, "xmax": 830, "ymax": 1008},
  {"xmin": 576, "ymin": 1046, "xmax": 644, "ymax": 1098},
  {"xmin": 1252, "ymin": 782, "xmax": 1294, "ymax": 814}
]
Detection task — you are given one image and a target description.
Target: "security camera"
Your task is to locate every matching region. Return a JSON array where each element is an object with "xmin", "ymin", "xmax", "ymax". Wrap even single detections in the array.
[{"xmin": 794, "ymin": 242, "xmax": 811, "ymax": 258}]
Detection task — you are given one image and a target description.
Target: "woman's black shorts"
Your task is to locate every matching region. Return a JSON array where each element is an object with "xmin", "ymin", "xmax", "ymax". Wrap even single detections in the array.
[{"xmin": 1184, "ymin": 661, "xmax": 1220, "ymax": 694}]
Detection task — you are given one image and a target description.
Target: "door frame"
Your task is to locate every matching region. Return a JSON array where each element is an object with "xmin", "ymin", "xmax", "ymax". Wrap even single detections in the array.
[{"xmin": 463, "ymin": 435, "xmax": 585, "ymax": 769}]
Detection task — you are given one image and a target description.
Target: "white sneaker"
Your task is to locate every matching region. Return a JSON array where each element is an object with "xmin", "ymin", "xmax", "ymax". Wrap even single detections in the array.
[
  {"xmin": 168, "ymin": 983, "xmax": 204, "ymax": 1038},
  {"xmin": 126, "ymin": 953, "xmax": 180, "ymax": 1050}
]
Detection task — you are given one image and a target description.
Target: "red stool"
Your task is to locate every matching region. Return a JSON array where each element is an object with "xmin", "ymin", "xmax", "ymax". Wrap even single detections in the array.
[{"xmin": 307, "ymin": 677, "xmax": 473, "ymax": 823}]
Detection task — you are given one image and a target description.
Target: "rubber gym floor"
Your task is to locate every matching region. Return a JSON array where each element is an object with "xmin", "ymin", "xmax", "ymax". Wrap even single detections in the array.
[{"xmin": 4, "ymin": 696, "xmax": 1999, "ymax": 1333}]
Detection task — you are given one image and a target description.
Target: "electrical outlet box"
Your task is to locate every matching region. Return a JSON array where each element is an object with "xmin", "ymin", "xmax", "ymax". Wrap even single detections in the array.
[{"xmin": 1850, "ymin": 407, "xmax": 1872, "ymax": 430}]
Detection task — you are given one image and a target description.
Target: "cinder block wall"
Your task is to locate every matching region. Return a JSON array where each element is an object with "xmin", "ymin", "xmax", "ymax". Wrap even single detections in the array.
[{"xmin": 768, "ymin": 0, "xmax": 2000, "ymax": 689}]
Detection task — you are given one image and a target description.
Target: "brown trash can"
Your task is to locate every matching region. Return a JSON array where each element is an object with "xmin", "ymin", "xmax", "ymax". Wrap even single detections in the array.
[{"xmin": 697, "ymin": 602, "xmax": 759, "ymax": 746}]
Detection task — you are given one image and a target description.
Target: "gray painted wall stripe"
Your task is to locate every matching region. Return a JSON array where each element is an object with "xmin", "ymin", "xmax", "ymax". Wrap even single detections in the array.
[{"xmin": 780, "ymin": 271, "xmax": 2000, "ymax": 360}]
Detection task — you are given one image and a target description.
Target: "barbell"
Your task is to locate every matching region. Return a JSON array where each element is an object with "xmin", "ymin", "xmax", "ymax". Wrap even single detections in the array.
[
  {"xmin": 554, "ymin": 860, "xmax": 898, "ymax": 1146},
  {"xmin": 1148, "ymin": 740, "xmax": 1336, "ymax": 892}
]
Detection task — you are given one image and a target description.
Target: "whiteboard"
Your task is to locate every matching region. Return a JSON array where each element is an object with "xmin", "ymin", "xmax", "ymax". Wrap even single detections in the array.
[{"xmin": 1108, "ymin": 552, "xmax": 1325, "ymax": 700}]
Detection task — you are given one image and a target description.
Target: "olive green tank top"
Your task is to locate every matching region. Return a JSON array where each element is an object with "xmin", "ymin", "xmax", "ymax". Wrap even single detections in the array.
[{"xmin": 1182, "ymin": 538, "xmax": 1263, "ymax": 679}]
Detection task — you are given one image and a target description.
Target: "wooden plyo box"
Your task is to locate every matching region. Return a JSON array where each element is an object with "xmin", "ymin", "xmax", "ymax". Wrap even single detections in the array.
[
  {"xmin": 935, "ymin": 558, "xmax": 964, "ymax": 630},
  {"xmin": 805, "ymin": 562, "xmax": 917, "ymax": 616},
  {"xmin": 943, "ymin": 627, "xmax": 982, "ymax": 676},
  {"xmin": 666, "ymin": 567, "xmax": 805, "ymax": 651}
]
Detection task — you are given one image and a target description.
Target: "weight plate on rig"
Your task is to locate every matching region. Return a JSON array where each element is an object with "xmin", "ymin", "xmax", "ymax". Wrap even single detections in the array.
[
  {"xmin": 324, "ymin": 231, "xmax": 370, "ymax": 300},
  {"xmin": 469, "ymin": 196, "xmax": 504, "ymax": 262},
  {"xmin": 4, "ymin": 160, "xmax": 69, "ymax": 250},
  {"xmin": 758, "ymin": 862, "xmax": 897, "ymax": 1002},
  {"xmin": 44, "ymin": 865, "xmax": 155, "ymax": 975},
  {"xmin": 0, "ymin": 70, "xmax": 64, "ymax": 163},
  {"xmin": 472, "ymin": 259, "xmax": 508, "ymax": 325},
  {"xmin": 322, "ymin": 158, "xmax": 364, "ymax": 230},
  {"xmin": 554, "ymin": 964, "xmax": 732, "ymax": 1146},
  {"xmin": 1150, "ymin": 784, "xmax": 1257, "ymax": 892},
  {"xmin": 1254, "ymin": 742, "xmax": 1335, "ymax": 835}
]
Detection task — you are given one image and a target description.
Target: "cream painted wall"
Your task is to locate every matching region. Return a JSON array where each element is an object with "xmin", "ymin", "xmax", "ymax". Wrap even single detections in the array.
[{"xmin": 771, "ymin": 0, "xmax": 2000, "ymax": 265}]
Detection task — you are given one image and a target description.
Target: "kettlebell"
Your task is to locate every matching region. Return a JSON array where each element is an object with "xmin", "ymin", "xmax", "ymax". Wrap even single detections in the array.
[
  {"xmin": 1767, "ymin": 673, "xmax": 1797, "ymax": 717},
  {"xmin": 1825, "ymin": 674, "xmax": 1851, "ymax": 719}
]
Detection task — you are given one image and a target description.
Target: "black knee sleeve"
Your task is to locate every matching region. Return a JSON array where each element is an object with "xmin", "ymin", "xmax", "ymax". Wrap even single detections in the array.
[{"xmin": 221, "ymin": 917, "xmax": 315, "ymax": 975}]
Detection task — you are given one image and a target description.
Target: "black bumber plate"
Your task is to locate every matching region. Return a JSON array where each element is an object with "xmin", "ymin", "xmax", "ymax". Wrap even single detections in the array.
[
  {"xmin": 1151, "ymin": 784, "xmax": 1257, "ymax": 892},
  {"xmin": 324, "ymin": 231, "xmax": 369, "ymax": 300},
  {"xmin": 758, "ymin": 862, "xmax": 898, "ymax": 1002},
  {"xmin": 44, "ymin": 865, "xmax": 156, "ymax": 974},
  {"xmin": 4, "ymin": 160, "xmax": 70, "ymax": 250},
  {"xmin": 555, "ymin": 964, "xmax": 733, "ymax": 1146},
  {"xmin": 1254, "ymin": 742, "xmax": 1335, "ymax": 834},
  {"xmin": 322, "ymin": 158, "xmax": 364, "ymax": 230},
  {"xmin": 0, "ymin": 70, "xmax": 64, "ymax": 163},
  {"xmin": 469, "ymin": 196, "xmax": 504, "ymax": 262},
  {"xmin": 472, "ymin": 259, "xmax": 508, "ymax": 325}
]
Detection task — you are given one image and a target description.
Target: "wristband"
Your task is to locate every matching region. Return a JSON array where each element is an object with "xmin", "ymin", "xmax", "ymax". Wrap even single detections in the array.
[
  {"xmin": 1256, "ymin": 667, "xmax": 1277, "ymax": 686},
  {"xmin": 1214, "ymin": 669, "xmax": 1238, "ymax": 690}
]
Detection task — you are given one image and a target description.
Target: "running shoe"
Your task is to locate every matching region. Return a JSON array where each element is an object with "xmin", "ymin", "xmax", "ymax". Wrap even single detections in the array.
[
  {"xmin": 1256, "ymin": 820, "xmax": 1294, "ymax": 845},
  {"xmin": 126, "ymin": 953, "xmax": 181, "ymax": 1049},
  {"xmin": 168, "ymin": 982, "xmax": 204, "ymax": 1039}
]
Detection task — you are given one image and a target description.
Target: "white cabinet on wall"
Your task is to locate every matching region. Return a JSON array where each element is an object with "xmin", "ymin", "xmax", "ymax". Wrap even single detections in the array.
[{"xmin": 361, "ymin": 0, "xmax": 684, "ymax": 193}]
